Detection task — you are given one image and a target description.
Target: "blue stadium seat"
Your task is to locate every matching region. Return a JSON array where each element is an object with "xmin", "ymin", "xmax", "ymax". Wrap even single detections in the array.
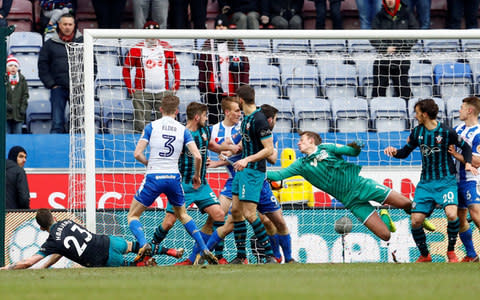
[
  {"xmin": 257, "ymin": 99, "xmax": 293, "ymax": 133},
  {"xmin": 272, "ymin": 39, "xmax": 310, "ymax": 53},
  {"xmin": 97, "ymin": 86, "xmax": 128, "ymax": 102},
  {"xmin": 254, "ymin": 86, "xmax": 281, "ymax": 102},
  {"xmin": 16, "ymin": 53, "xmax": 42, "ymax": 87},
  {"xmin": 278, "ymin": 57, "xmax": 308, "ymax": 80},
  {"xmin": 433, "ymin": 63, "xmax": 473, "ymax": 99},
  {"xmin": 247, "ymin": 53, "xmax": 270, "ymax": 67},
  {"xmin": 29, "ymin": 87, "xmax": 50, "ymax": 102},
  {"xmin": 445, "ymin": 97, "xmax": 464, "ymax": 128},
  {"xmin": 310, "ymin": 39, "xmax": 346, "ymax": 54},
  {"xmin": 462, "ymin": 39, "xmax": 480, "ymax": 52},
  {"xmin": 9, "ymin": 32, "xmax": 42, "ymax": 54},
  {"xmin": 96, "ymin": 65, "xmax": 125, "ymax": 87},
  {"xmin": 249, "ymin": 64, "xmax": 281, "ymax": 88},
  {"xmin": 348, "ymin": 40, "xmax": 375, "ymax": 54},
  {"xmin": 319, "ymin": 63, "xmax": 357, "ymax": 100},
  {"xmin": 26, "ymin": 99, "xmax": 51, "ymax": 134},
  {"xmin": 101, "ymin": 98, "xmax": 134, "ymax": 134},
  {"xmin": 409, "ymin": 62, "xmax": 434, "ymax": 98},
  {"xmin": 282, "ymin": 65, "xmax": 319, "ymax": 97},
  {"xmin": 243, "ymin": 39, "xmax": 271, "ymax": 52},
  {"xmin": 370, "ymin": 97, "xmax": 408, "ymax": 132},
  {"xmin": 179, "ymin": 64, "xmax": 199, "ymax": 88},
  {"xmin": 331, "ymin": 98, "xmax": 369, "ymax": 132},
  {"xmin": 288, "ymin": 86, "xmax": 318, "ymax": 103},
  {"xmin": 408, "ymin": 97, "xmax": 445, "ymax": 128},
  {"xmin": 294, "ymin": 98, "xmax": 331, "ymax": 132},
  {"xmin": 424, "ymin": 39, "xmax": 460, "ymax": 53},
  {"xmin": 356, "ymin": 60, "xmax": 374, "ymax": 98}
]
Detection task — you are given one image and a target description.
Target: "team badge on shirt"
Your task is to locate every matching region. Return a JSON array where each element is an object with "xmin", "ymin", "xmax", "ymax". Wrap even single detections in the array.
[
  {"xmin": 202, "ymin": 133, "xmax": 207, "ymax": 141},
  {"xmin": 435, "ymin": 135, "xmax": 443, "ymax": 144}
]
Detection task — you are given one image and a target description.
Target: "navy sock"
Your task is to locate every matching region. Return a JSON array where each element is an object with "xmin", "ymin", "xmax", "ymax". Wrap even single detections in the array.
[
  {"xmin": 152, "ymin": 225, "xmax": 168, "ymax": 244},
  {"xmin": 447, "ymin": 218, "xmax": 460, "ymax": 252},
  {"xmin": 129, "ymin": 219, "xmax": 147, "ymax": 247},
  {"xmin": 278, "ymin": 233, "xmax": 293, "ymax": 262},
  {"xmin": 459, "ymin": 227, "xmax": 477, "ymax": 258},
  {"xmin": 213, "ymin": 221, "xmax": 225, "ymax": 258},
  {"xmin": 234, "ymin": 221, "xmax": 247, "ymax": 258},
  {"xmin": 251, "ymin": 217, "xmax": 274, "ymax": 257},
  {"xmin": 269, "ymin": 234, "xmax": 281, "ymax": 259},
  {"xmin": 131, "ymin": 241, "xmax": 140, "ymax": 254},
  {"xmin": 411, "ymin": 226, "xmax": 429, "ymax": 257}
]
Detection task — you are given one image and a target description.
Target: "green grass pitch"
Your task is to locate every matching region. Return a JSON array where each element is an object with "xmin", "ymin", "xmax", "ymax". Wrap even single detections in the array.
[{"xmin": 1, "ymin": 263, "xmax": 479, "ymax": 300}]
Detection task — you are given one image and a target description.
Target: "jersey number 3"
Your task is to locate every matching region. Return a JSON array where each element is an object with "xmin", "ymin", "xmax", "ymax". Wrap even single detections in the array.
[
  {"xmin": 159, "ymin": 134, "xmax": 176, "ymax": 157},
  {"xmin": 64, "ymin": 224, "xmax": 93, "ymax": 256}
]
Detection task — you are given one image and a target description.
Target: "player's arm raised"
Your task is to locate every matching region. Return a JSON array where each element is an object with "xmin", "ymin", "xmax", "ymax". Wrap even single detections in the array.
[{"xmin": 0, "ymin": 254, "xmax": 44, "ymax": 270}]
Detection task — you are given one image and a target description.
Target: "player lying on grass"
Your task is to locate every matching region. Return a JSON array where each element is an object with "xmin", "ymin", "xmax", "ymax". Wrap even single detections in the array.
[
  {"xmin": 385, "ymin": 98, "xmax": 478, "ymax": 262},
  {"xmin": 267, "ymin": 131, "xmax": 419, "ymax": 242},
  {"xmin": 1, "ymin": 209, "xmax": 156, "ymax": 270}
]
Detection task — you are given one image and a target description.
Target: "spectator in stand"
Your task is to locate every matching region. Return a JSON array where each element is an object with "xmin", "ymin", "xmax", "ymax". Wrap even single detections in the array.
[
  {"xmin": 447, "ymin": 0, "xmax": 479, "ymax": 29},
  {"xmin": 370, "ymin": 0, "xmax": 418, "ymax": 100},
  {"xmin": 406, "ymin": 0, "xmax": 430, "ymax": 29},
  {"xmin": 38, "ymin": 13, "xmax": 83, "ymax": 134},
  {"xmin": 169, "ymin": 0, "xmax": 208, "ymax": 29},
  {"xmin": 122, "ymin": 21, "xmax": 180, "ymax": 134},
  {"xmin": 40, "ymin": 0, "xmax": 74, "ymax": 33},
  {"xmin": 260, "ymin": 0, "xmax": 304, "ymax": 29},
  {"xmin": 92, "ymin": 0, "xmax": 126, "ymax": 29},
  {"xmin": 219, "ymin": 0, "xmax": 261, "ymax": 29},
  {"xmin": 0, "ymin": 0, "xmax": 12, "ymax": 27},
  {"xmin": 356, "ymin": 0, "xmax": 382, "ymax": 29},
  {"xmin": 6, "ymin": 146, "xmax": 30, "ymax": 209},
  {"xmin": 133, "ymin": 0, "xmax": 169, "ymax": 29},
  {"xmin": 198, "ymin": 15, "xmax": 250, "ymax": 125},
  {"xmin": 311, "ymin": 0, "xmax": 343, "ymax": 29},
  {"xmin": 6, "ymin": 55, "xmax": 29, "ymax": 134}
]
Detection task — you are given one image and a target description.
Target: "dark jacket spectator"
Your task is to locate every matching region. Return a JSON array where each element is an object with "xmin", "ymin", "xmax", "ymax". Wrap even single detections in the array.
[
  {"xmin": 0, "ymin": 0, "xmax": 12, "ymax": 27},
  {"xmin": 219, "ymin": 0, "xmax": 262, "ymax": 29},
  {"xmin": 370, "ymin": 0, "xmax": 418, "ymax": 100},
  {"xmin": 260, "ymin": 0, "xmax": 304, "ymax": 29},
  {"xmin": 38, "ymin": 13, "xmax": 82, "ymax": 133},
  {"xmin": 6, "ymin": 146, "xmax": 30, "ymax": 209},
  {"xmin": 220, "ymin": 0, "xmax": 260, "ymax": 14}
]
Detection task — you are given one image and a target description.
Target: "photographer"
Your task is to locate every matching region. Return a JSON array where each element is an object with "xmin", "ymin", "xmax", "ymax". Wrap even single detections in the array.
[
  {"xmin": 198, "ymin": 15, "xmax": 250, "ymax": 125},
  {"xmin": 260, "ymin": 0, "xmax": 304, "ymax": 29}
]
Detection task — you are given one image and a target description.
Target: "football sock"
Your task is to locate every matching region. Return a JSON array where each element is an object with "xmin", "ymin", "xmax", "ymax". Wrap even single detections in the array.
[
  {"xmin": 447, "ymin": 218, "xmax": 460, "ymax": 252},
  {"xmin": 459, "ymin": 227, "xmax": 477, "ymax": 258},
  {"xmin": 234, "ymin": 221, "xmax": 247, "ymax": 258},
  {"xmin": 188, "ymin": 232, "xmax": 211, "ymax": 262},
  {"xmin": 183, "ymin": 220, "xmax": 207, "ymax": 251},
  {"xmin": 411, "ymin": 226, "xmax": 429, "ymax": 257},
  {"xmin": 251, "ymin": 217, "xmax": 274, "ymax": 257},
  {"xmin": 152, "ymin": 225, "xmax": 168, "ymax": 244},
  {"xmin": 213, "ymin": 221, "xmax": 225, "ymax": 258},
  {"xmin": 269, "ymin": 234, "xmax": 281, "ymax": 259},
  {"xmin": 131, "ymin": 241, "xmax": 140, "ymax": 254},
  {"xmin": 206, "ymin": 230, "xmax": 223, "ymax": 251},
  {"xmin": 278, "ymin": 233, "xmax": 293, "ymax": 262},
  {"xmin": 129, "ymin": 219, "xmax": 147, "ymax": 247}
]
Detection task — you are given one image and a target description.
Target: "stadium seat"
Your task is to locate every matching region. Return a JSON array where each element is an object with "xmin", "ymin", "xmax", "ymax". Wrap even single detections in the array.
[
  {"xmin": 424, "ymin": 39, "xmax": 460, "ymax": 53},
  {"xmin": 408, "ymin": 97, "xmax": 445, "ymax": 128},
  {"xmin": 9, "ymin": 32, "xmax": 43, "ymax": 54},
  {"xmin": 348, "ymin": 39, "xmax": 376, "ymax": 54},
  {"xmin": 177, "ymin": 88, "xmax": 202, "ymax": 123},
  {"xmin": 247, "ymin": 54, "xmax": 270, "ymax": 67},
  {"xmin": 462, "ymin": 39, "xmax": 480, "ymax": 52},
  {"xmin": 97, "ymin": 86, "xmax": 128, "ymax": 102},
  {"xmin": 179, "ymin": 65, "xmax": 199, "ymax": 88},
  {"xmin": 319, "ymin": 63, "xmax": 357, "ymax": 100},
  {"xmin": 288, "ymin": 86, "xmax": 318, "ymax": 103},
  {"xmin": 249, "ymin": 64, "xmax": 281, "ymax": 88},
  {"xmin": 6, "ymin": 0, "xmax": 33, "ymax": 31},
  {"xmin": 254, "ymin": 86, "xmax": 281, "ymax": 102},
  {"xmin": 278, "ymin": 57, "xmax": 308, "ymax": 80},
  {"xmin": 409, "ymin": 62, "xmax": 434, "ymax": 98},
  {"xmin": 355, "ymin": 59, "xmax": 374, "ymax": 98},
  {"xmin": 29, "ymin": 87, "xmax": 50, "ymax": 102},
  {"xmin": 294, "ymin": 98, "xmax": 331, "ymax": 132},
  {"xmin": 272, "ymin": 39, "xmax": 310, "ymax": 53},
  {"xmin": 370, "ymin": 97, "xmax": 408, "ymax": 132},
  {"xmin": 175, "ymin": 53, "xmax": 195, "ymax": 69},
  {"xmin": 282, "ymin": 65, "xmax": 319, "ymax": 97},
  {"xmin": 331, "ymin": 98, "xmax": 369, "ymax": 132},
  {"xmin": 243, "ymin": 39, "xmax": 271, "ymax": 52},
  {"xmin": 96, "ymin": 65, "xmax": 125, "ymax": 87},
  {"xmin": 445, "ymin": 97, "xmax": 464, "ymax": 128},
  {"xmin": 433, "ymin": 63, "xmax": 473, "ymax": 99},
  {"xmin": 101, "ymin": 98, "xmax": 134, "ymax": 134},
  {"xmin": 310, "ymin": 39, "xmax": 347, "ymax": 54},
  {"xmin": 16, "ymin": 53, "xmax": 42, "ymax": 87},
  {"xmin": 26, "ymin": 99, "xmax": 51, "ymax": 134}
]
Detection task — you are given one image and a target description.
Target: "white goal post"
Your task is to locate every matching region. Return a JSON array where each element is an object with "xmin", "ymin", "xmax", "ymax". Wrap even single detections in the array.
[{"xmin": 69, "ymin": 29, "xmax": 480, "ymax": 263}]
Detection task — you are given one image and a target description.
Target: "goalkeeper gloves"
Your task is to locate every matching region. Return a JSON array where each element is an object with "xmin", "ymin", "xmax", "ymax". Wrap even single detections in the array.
[{"xmin": 347, "ymin": 140, "xmax": 365, "ymax": 150}]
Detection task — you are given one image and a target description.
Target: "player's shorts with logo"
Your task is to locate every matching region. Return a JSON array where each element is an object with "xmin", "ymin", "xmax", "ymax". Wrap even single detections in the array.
[
  {"xmin": 232, "ymin": 168, "xmax": 265, "ymax": 203},
  {"xmin": 220, "ymin": 177, "xmax": 234, "ymax": 199},
  {"xmin": 134, "ymin": 173, "xmax": 185, "ymax": 207},
  {"xmin": 166, "ymin": 182, "xmax": 219, "ymax": 214},
  {"xmin": 257, "ymin": 180, "xmax": 281, "ymax": 214},
  {"xmin": 413, "ymin": 175, "xmax": 458, "ymax": 214},
  {"xmin": 457, "ymin": 180, "xmax": 480, "ymax": 209},
  {"xmin": 106, "ymin": 236, "xmax": 128, "ymax": 267},
  {"xmin": 343, "ymin": 177, "xmax": 391, "ymax": 224}
]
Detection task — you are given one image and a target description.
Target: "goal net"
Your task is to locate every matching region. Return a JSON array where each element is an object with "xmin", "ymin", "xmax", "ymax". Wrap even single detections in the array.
[{"xmin": 67, "ymin": 29, "xmax": 480, "ymax": 264}]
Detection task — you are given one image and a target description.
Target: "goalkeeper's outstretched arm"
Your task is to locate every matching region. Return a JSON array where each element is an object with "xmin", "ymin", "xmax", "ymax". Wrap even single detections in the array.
[{"xmin": 267, "ymin": 160, "xmax": 303, "ymax": 182}]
